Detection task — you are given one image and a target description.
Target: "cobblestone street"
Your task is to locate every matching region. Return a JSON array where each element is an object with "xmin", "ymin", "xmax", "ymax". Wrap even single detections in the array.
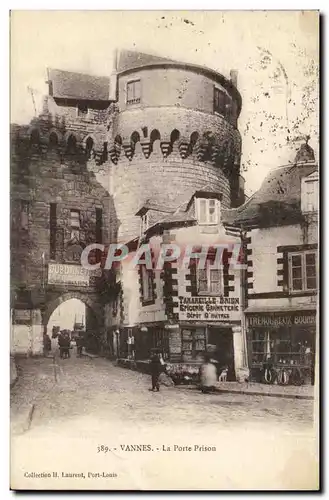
[
  {"xmin": 11, "ymin": 351, "xmax": 314, "ymax": 431},
  {"xmin": 11, "ymin": 351, "xmax": 318, "ymax": 490}
]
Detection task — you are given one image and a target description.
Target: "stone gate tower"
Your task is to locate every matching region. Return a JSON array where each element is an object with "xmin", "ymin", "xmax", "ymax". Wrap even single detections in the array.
[{"xmin": 88, "ymin": 50, "xmax": 244, "ymax": 242}]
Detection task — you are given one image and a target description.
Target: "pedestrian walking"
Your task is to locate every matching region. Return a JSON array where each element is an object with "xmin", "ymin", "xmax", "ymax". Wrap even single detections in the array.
[
  {"xmin": 76, "ymin": 335, "xmax": 84, "ymax": 357},
  {"xmin": 58, "ymin": 330, "xmax": 71, "ymax": 359},
  {"xmin": 199, "ymin": 354, "xmax": 217, "ymax": 394},
  {"xmin": 43, "ymin": 332, "xmax": 51, "ymax": 357},
  {"xmin": 150, "ymin": 351, "xmax": 162, "ymax": 392}
]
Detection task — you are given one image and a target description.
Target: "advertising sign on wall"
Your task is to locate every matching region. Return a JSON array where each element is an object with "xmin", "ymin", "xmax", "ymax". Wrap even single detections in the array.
[
  {"xmin": 48, "ymin": 264, "xmax": 91, "ymax": 286},
  {"xmin": 178, "ymin": 296, "xmax": 241, "ymax": 322}
]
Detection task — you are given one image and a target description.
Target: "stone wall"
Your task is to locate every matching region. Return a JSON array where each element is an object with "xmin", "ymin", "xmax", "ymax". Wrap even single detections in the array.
[
  {"xmin": 117, "ymin": 66, "xmax": 239, "ymax": 126},
  {"xmin": 10, "ymin": 113, "xmax": 116, "ymax": 354}
]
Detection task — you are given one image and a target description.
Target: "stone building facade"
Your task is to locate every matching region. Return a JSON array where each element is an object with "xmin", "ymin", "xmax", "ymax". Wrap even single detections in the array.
[
  {"xmin": 11, "ymin": 49, "xmax": 246, "ymax": 372},
  {"xmin": 223, "ymin": 143, "xmax": 318, "ymax": 384},
  {"xmin": 10, "ymin": 83, "xmax": 116, "ymax": 355},
  {"xmin": 96, "ymin": 50, "xmax": 247, "ymax": 379}
]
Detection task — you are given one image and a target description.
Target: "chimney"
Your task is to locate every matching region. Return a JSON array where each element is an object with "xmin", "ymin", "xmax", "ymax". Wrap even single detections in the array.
[
  {"xmin": 230, "ymin": 69, "xmax": 238, "ymax": 88},
  {"xmin": 294, "ymin": 138, "xmax": 315, "ymax": 164},
  {"xmin": 109, "ymin": 48, "xmax": 118, "ymax": 101},
  {"xmin": 113, "ymin": 48, "xmax": 118, "ymax": 72}
]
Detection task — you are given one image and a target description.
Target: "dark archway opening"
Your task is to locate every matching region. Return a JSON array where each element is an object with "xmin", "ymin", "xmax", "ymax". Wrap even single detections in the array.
[
  {"xmin": 45, "ymin": 296, "xmax": 102, "ymax": 356},
  {"xmin": 49, "ymin": 132, "xmax": 59, "ymax": 149},
  {"xmin": 66, "ymin": 134, "xmax": 77, "ymax": 155}
]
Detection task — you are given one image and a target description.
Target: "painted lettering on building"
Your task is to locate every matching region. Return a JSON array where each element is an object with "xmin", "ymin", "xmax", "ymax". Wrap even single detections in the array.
[
  {"xmin": 248, "ymin": 314, "xmax": 316, "ymax": 327},
  {"xmin": 178, "ymin": 296, "xmax": 240, "ymax": 321},
  {"xmin": 48, "ymin": 263, "xmax": 100, "ymax": 286}
]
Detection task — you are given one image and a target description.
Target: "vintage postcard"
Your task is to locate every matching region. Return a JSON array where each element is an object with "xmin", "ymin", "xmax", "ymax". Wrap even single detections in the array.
[{"xmin": 10, "ymin": 10, "xmax": 319, "ymax": 491}]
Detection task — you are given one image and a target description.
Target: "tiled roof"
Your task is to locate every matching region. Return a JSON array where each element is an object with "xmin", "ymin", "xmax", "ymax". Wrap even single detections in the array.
[
  {"xmin": 222, "ymin": 161, "xmax": 318, "ymax": 228},
  {"xmin": 47, "ymin": 68, "xmax": 110, "ymax": 101},
  {"xmin": 117, "ymin": 50, "xmax": 181, "ymax": 73},
  {"xmin": 135, "ymin": 199, "xmax": 176, "ymax": 216},
  {"xmin": 160, "ymin": 211, "xmax": 197, "ymax": 225}
]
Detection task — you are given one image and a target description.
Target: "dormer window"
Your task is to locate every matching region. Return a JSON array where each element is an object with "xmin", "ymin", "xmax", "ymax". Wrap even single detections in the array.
[
  {"xmin": 77, "ymin": 103, "xmax": 88, "ymax": 118},
  {"xmin": 141, "ymin": 212, "xmax": 149, "ymax": 235},
  {"xmin": 127, "ymin": 80, "xmax": 141, "ymax": 105},
  {"xmin": 196, "ymin": 198, "xmax": 219, "ymax": 225},
  {"xmin": 301, "ymin": 172, "xmax": 318, "ymax": 213}
]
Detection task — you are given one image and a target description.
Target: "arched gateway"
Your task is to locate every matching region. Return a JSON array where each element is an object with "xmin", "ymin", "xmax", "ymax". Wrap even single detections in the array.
[
  {"xmin": 42, "ymin": 291, "xmax": 104, "ymax": 332},
  {"xmin": 10, "ymin": 110, "xmax": 117, "ymax": 356}
]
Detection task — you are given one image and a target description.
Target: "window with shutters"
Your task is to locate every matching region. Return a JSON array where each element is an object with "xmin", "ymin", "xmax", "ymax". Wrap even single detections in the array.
[
  {"xmin": 197, "ymin": 266, "xmax": 222, "ymax": 295},
  {"xmin": 140, "ymin": 212, "xmax": 149, "ymax": 235},
  {"xmin": 301, "ymin": 176, "xmax": 319, "ymax": 213},
  {"xmin": 141, "ymin": 265, "xmax": 155, "ymax": 303},
  {"xmin": 196, "ymin": 198, "xmax": 219, "ymax": 225},
  {"xmin": 127, "ymin": 80, "xmax": 141, "ymax": 105},
  {"xmin": 288, "ymin": 251, "xmax": 317, "ymax": 292}
]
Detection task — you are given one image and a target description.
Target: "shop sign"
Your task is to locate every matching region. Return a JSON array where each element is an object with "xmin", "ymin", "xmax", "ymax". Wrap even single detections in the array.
[
  {"xmin": 248, "ymin": 314, "xmax": 316, "ymax": 327},
  {"xmin": 48, "ymin": 263, "xmax": 99, "ymax": 286},
  {"xmin": 178, "ymin": 296, "xmax": 241, "ymax": 322}
]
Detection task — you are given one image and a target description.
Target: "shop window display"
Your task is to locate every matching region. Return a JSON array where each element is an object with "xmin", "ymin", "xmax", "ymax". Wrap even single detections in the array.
[
  {"xmin": 181, "ymin": 328, "xmax": 206, "ymax": 360},
  {"xmin": 249, "ymin": 323, "xmax": 315, "ymax": 384}
]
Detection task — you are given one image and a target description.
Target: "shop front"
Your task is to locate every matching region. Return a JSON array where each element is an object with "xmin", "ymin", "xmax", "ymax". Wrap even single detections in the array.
[
  {"xmin": 171, "ymin": 295, "xmax": 243, "ymax": 380},
  {"xmin": 178, "ymin": 324, "xmax": 236, "ymax": 380},
  {"xmin": 125, "ymin": 295, "xmax": 243, "ymax": 381},
  {"xmin": 246, "ymin": 310, "xmax": 316, "ymax": 385},
  {"xmin": 133, "ymin": 324, "xmax": 170, "ymax": 361}
]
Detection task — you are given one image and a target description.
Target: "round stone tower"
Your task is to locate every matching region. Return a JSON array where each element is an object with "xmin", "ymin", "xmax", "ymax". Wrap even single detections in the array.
[{"xmin": 99, "ymin": 50, "xmax": 243, "ymax": 242}]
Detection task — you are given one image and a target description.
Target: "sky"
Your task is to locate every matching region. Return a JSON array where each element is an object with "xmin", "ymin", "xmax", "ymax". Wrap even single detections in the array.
[
  {"xmin": 10, "ymin": 10, "xmax": 319, "ymax": 194},
  {"xmin": 47, "ymin": 298, "xmax": 86, "ymax": 333}
]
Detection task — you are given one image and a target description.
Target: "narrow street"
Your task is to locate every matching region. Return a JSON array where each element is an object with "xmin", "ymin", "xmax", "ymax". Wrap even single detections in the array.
[{"xmin": 11, "ymin": 350, "xmax": 318, "ymax": 490}]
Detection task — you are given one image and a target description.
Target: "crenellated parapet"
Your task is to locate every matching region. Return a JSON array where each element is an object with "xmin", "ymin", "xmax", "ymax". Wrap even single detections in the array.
[
  {"xmin": 11, "ymin": 103, "xmax": 242, "ymax": 177},
  {"xmin": 104, "ymin": 126, "xmax": 241, "ymax": 177},
  {"xmin": 11, "ymin": 119, "xmax": 108, "ymax": 168}
]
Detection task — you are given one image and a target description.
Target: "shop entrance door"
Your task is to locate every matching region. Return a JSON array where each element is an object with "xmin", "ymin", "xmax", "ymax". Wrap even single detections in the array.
[{"xmin": 208, "ymin": 327, "xmax": 235, "ymax": 381}]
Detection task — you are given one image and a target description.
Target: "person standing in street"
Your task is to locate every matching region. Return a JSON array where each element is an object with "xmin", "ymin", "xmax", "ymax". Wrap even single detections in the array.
[
  {"xmin": 150, "ymin": 351, "xmax": 162, "ymax": 392},
  {"xmin": 199, "ymin": 354, "xmax": 218, "ymax": 394},
  {"xmin": 76, "ymin": 335, "xmax": 84, "ymax": 357},
  {"xmin": 43, "ymin": 332, "xmax": 51, "ymax": 357}
]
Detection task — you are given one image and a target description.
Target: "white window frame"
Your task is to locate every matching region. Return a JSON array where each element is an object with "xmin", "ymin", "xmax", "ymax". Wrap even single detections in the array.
[
  {"xmin": 197, "ymin": 266, "xmax": 222, "ymax": 296},
  {"xmin": 141, "ymin": 265, "xmax": 154, "ymax": 302},
  {"xmin": 304, "ymin": 179, "xmax": 318, "ymax": 213},
  {"xmin": 195, "ymin": 198, "xmax": 220, "ymax": 225},
  {"xmin": 288, "ymin": 251, "xmax": 317, "ymax": 293},
  {"xmin": 70, "ymin": 210, "xmax": 80, "ymax": 229},
  {"xmin": 126, "ymin": 79, "xmax": 141, "ymax": 105},
  {"xmin": 141, "ymin": 212, "xmax": 149, "ymax": 235}
]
